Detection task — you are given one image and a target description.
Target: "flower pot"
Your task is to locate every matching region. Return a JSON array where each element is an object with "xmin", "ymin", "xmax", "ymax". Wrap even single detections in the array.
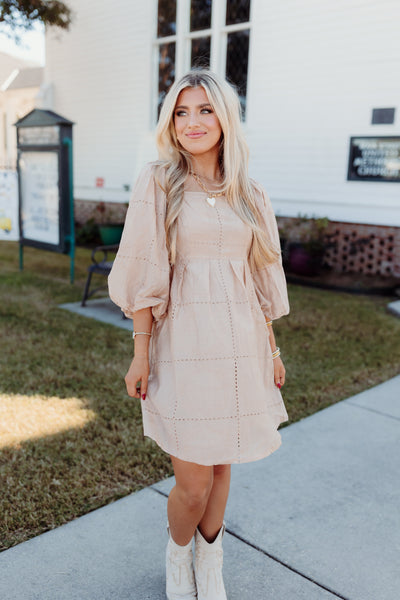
[
  {"xmin": 98, "ymin": 224, "xmax": 123, "ymax": 245},
  {"xmin": 288, "ymin": 242, "xmax": 323, "ymax": 276}
]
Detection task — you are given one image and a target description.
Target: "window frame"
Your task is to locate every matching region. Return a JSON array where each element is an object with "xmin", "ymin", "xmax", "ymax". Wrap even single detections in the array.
[{"xmin": 153, "ymin": 0, "xmax": 252, "ymax": 126}]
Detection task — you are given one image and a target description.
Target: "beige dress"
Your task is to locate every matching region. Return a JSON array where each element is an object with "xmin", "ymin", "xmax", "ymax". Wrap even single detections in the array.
[{"xmin": 108, "ymin": 162, "xmax": 290, "ymax": 465}]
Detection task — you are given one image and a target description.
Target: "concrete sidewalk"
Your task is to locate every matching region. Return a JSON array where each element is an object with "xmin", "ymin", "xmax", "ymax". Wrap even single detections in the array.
[
  {"xmin": 59, "ymin": 297, "xmax": 132, "ymax": 331},
  {"xmin": 0, "ymin": 376, "xmax": 399, "ymax": 600}
]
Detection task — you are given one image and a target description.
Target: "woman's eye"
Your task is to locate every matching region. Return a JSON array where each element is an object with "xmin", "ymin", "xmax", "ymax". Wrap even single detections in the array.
[{"xmin": 175, "ymin": 108, "xmax": 212, "ymax": 117}]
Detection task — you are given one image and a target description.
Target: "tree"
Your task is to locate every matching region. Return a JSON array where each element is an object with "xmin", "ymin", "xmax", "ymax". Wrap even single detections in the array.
[{"xmin": 0, "ymin": 1, "xmax": 72, "ymax": 40}]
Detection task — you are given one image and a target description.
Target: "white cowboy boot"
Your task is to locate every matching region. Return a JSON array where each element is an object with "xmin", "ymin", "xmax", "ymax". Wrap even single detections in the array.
[
  {"xmin": 166, "ymin": 522, "xmax": 197, "ymax": 600},
  {"xmin": 194, "ymin": 522, "xmax": 228, "ymax": 600}
]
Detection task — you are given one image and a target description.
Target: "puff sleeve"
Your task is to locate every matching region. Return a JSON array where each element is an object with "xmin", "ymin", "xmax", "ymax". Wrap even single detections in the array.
[
  {"xmin": 108, "ymin": 162, "xmax": 171, "ymax": 321},
  {"xmin": 250, "ymin": 182, "xmax": 290, "ymax": 321}
]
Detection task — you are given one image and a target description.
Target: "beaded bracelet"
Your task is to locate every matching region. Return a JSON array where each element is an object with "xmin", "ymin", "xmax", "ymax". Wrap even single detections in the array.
[{"xmin": 132, "ymin": 331, "xmax": 152, "ymax": 339}]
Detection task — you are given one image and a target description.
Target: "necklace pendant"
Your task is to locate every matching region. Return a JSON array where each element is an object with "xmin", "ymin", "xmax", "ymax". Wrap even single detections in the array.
[{"xmin": 206, "ymin": 196, "xmax": 216, "ymax": 207}]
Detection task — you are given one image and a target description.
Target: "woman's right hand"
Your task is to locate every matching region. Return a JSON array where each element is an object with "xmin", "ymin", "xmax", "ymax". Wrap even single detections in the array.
[{"xmin": 125, "ymin": 356, "xmax": 150, "ymax": 400}]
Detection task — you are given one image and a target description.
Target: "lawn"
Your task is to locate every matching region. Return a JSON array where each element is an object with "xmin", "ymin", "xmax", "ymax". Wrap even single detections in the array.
[{"xmin": 1, "ymin": 241, "xmax": 399, "ymax": 551}]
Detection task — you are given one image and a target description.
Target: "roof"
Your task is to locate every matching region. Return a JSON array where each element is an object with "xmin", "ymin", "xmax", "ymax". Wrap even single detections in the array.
[
  {"xmin": 5, "ymin": 66, "xmax": 43, "ymax": 90},
  {"xmin": 0, "ymin": 51, "xmax": 39, "ymax": 88},
  {"xmin": 14, "ymin": 108, "xmax": 74, "ymax": 127}
]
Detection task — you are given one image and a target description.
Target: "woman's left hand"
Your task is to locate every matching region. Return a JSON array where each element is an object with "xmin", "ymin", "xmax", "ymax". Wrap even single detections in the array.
[{"xmin": 273, "ymin": 356, "xmax": 286, "ymax": 389}]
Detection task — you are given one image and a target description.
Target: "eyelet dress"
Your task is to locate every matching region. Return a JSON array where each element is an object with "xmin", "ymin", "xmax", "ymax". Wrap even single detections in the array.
[{"xmin": 108, "ymin": 162, "xmax": 290, "ymax": 465}]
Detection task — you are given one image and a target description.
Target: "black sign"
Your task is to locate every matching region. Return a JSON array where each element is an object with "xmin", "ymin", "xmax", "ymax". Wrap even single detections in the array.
[{"xmin": 347, "ymin": 137, "xmax": 400, "ymax": 183}]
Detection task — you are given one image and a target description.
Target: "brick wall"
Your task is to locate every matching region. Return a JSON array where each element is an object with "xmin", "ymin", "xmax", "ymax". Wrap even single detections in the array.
[
  {"xmin": 323, "ymin": 221, "xmax": 399, "ymax": 278},
  {"xmin": 276, "ymin": 217, "xmax": 399, "ymax": 279},
  {"xmin": 74, "ymin": 199, "xmax": 127, "ymax": 226}
]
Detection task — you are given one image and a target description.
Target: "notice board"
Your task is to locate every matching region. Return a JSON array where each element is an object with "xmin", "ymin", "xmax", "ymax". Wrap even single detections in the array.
[{"xmin": 347, "ymin": 137, "xmax": 400, "ymax": 182}]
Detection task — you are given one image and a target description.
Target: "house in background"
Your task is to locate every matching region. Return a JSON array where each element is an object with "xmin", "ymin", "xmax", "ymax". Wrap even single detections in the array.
[
  {"xmin": 33, "ymin": 1, "xmax": 400, "ymax": 276},
  {"xmin": 0, "ymin": 52, "xmax": 43, "ymax": 168}
]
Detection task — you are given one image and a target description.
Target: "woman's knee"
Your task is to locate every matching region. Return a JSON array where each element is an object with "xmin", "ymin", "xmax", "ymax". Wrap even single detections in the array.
[
  {"xmin": 170, "ymin": 455, "xmax": 214, "ymax": 510},
  {"xmin": 176, "ymin": 481, "xmax": 213, "ymax": 510}
]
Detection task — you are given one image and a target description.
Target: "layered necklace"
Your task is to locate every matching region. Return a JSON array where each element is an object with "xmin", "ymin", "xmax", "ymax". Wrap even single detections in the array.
[{"xmin": 190, "ymin": 171, "xmax": 225, "ymax": 207}]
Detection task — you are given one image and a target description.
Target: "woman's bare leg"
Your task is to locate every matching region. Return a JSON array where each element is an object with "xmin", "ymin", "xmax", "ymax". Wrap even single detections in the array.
[
  {"xmin": 168, "ymin": 454, "xmax": 214, "ymax": 546},
  {"xmin": 197, "ymin": 464, "xmax": 231, "ymax": 542}
]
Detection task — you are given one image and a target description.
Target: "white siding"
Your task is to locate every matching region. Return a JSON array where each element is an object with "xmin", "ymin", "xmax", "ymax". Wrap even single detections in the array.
[
  {"xmin": 44, "ymin": 0, "xmax": 158, "ymax": 203},
  {"xmin": 247, "ymin": 0, "xmax": 400, "ymax": 225},
  {"xmin": 44, "ymin": 0, "xmax": 400, "ymax": 225}
]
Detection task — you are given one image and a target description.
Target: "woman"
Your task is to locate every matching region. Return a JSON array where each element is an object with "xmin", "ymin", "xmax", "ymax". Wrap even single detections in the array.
[{"xmin": 108, "ymin": 69, "xmax": 289, "ymax": 600}]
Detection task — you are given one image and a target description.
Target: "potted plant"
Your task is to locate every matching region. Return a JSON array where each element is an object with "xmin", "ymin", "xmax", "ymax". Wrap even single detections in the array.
[
  {"xmin": 95, "ymin": 201, "xmax": 126, "ymax": 245},
  {"xmin": 280, "ymin": 214, "xmax": 330, "ymax": 276}
]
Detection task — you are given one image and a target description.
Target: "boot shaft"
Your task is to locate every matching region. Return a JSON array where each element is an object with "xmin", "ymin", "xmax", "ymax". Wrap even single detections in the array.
[
  {"xmin": 194, "ymin": 522, "xmax": 227, "ymax": 600},
  {"xmin": 166, "ymin": 523, "xmax": 198, "ymax": 600}
]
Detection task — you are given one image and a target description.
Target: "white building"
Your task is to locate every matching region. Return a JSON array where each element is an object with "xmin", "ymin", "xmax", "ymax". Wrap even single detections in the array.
[
  {"xmin": 41, "ymin": 1, "xmax": 400, "ymax": 220},
  {"xmin": 36, "ymin": 1, "xmax": 400, "ymax": 274},
  {"xmin": 0, "ymin": 52, "xmax": 43, "ymax": 168}
]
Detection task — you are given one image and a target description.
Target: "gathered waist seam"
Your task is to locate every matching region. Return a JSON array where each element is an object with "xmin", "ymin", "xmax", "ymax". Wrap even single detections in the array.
[{"xmin": 175, "ymin": 255, "xmax": 249, "ymax": 262}]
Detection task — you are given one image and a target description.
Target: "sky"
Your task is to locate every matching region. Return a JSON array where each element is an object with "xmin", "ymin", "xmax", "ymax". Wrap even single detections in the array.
[{"xmin": 0, "ymin": 22, "xmax": 45, "ymax": 65}]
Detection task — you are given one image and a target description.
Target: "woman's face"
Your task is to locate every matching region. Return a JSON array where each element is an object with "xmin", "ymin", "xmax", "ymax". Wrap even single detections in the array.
[{"xmin": 173, "ymin": 86, "xmax": 222, "ymax": 158}]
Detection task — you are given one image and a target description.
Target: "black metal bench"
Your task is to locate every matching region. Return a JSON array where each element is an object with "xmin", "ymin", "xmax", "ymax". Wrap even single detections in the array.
[{"xmin": 81, "ymin": 244, "xmax": 119, "ymax": 307}]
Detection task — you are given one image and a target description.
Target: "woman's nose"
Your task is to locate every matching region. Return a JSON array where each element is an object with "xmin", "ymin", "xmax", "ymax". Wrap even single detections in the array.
[{"xmin": 188, "ymin": 112, "xmax": 200, "ymax": 127}]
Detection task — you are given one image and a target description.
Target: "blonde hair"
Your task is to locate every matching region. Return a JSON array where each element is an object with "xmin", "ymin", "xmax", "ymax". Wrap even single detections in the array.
[{"xmin": 155, "ymin": 69, "xmax": 280, "ymax": 271}]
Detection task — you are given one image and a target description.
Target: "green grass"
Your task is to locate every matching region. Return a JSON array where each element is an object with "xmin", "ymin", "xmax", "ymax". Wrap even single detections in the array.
[{"xmin": 0, "ymin": 241, "xmax": 399, "ymax": 551}]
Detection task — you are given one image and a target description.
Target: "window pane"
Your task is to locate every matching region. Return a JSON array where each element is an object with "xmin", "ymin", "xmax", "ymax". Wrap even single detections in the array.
[
  {"xmin": 190, "ymin": 0, "xmax": 212, "ymax": 31},
  {"xmin": 226, "ymin": 0, "xmax": 250, "ymax": 25},
  {"xmin": 191, "ymin": 37, "xmax": 211, "ymax": 68},
  {"xmin": 226, "ymin": 29, "xmax": 249, "ymax": 117},
  {"xmin": 158, "ymin": 43, "xmax": 176, "ymax": 116},
  {"xmin": 158, "ymin": 0, "xmax": 176, "ymax": 37}
]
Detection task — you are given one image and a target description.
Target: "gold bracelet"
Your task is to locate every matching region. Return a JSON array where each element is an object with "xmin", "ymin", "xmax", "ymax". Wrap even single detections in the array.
[
  {"xmin": 272, "ymin": 347, "xmax": 281, "ymax": 359},
  {"xmin": 265, "ymin": 320, "xmax": 273, "ymax": 327},
  {"xmin": 132, "ymin": 331, "xmax": 152, "ymax": 339}
]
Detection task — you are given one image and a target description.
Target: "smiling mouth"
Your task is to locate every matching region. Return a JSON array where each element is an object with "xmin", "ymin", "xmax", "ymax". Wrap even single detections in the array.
[{"xmin": 186, "ymin": 132, "xmax": 206, "ymax": 138}]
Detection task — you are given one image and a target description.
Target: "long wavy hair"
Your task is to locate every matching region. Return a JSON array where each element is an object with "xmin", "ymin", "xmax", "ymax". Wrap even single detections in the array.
[{"xmin": 155, "ymin": 69, "xmax": 280, "ymax": 271}]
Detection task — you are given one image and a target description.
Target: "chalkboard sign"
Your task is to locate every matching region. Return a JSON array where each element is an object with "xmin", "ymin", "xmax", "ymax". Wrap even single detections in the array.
[{"xmin": 347, "ymin": 137, "xmax": 400, "ymax": 182}]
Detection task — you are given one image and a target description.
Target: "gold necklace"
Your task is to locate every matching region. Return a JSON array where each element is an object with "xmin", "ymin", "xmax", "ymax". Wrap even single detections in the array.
[{"xmin": 190, "ymin": 172, "xmax": 225, "ymax": 207}]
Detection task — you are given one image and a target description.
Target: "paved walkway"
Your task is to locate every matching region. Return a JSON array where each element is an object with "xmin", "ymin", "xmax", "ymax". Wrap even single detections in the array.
[
  {"xmin": 387, "ymin": 298, "xmax": 400, "ymax": 318},
  {"xmin": 59, "ymin": 297, "xmax": 132, "ymax": 331},
  {"xmin": 1, "ymin": 372, "xmax": 399, "ymax": 600}
]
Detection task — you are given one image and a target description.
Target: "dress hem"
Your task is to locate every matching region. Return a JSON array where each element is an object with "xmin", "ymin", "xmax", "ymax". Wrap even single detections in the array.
[{"xmin": 141, "ymin": 429, "xmax": 284, "ymax": 466}]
